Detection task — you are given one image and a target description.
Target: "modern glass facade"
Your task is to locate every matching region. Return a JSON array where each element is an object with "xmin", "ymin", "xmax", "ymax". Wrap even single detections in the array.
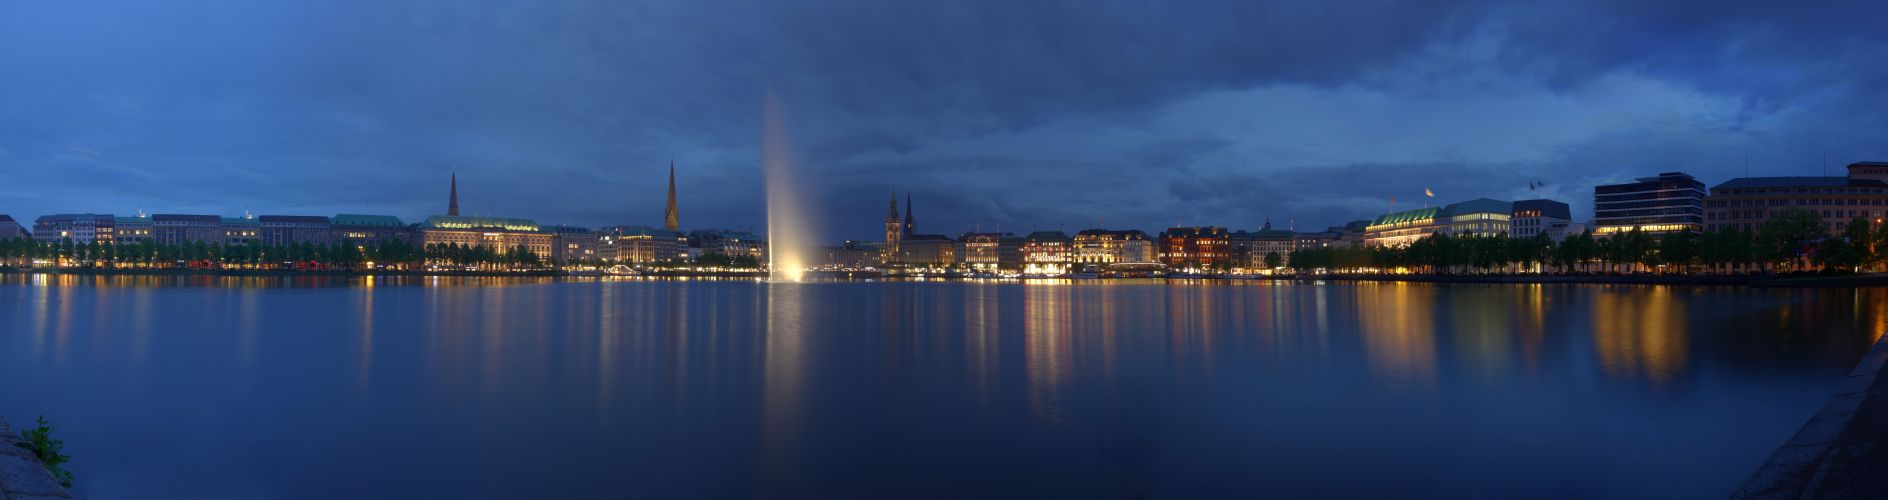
[{"xmin": 1592, "ymin": 172, "xmax": 1705, "ymax": 235}]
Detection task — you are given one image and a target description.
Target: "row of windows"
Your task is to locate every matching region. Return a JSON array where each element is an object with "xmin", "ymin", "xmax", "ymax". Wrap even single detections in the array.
[{"xmin": 1715, "ymin": 187, "xmax": 1885, "ymax": 196}]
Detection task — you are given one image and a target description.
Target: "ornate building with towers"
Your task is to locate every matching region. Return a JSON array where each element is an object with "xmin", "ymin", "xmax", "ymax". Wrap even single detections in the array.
[{"xmin": 883, "ymin": 192, "xmax": 902, "ymax": 265}]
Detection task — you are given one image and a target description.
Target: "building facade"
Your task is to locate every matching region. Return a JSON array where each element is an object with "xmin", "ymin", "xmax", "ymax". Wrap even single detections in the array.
[
  {"xmin": 1071, "ymin": 229, "xmax": 1155, "ymax": 266},
  {"xmin": 32, "ymin": 214, "xmax": 113, "ymax": 244},
  {"xmin": 1159, "ymin": 226, "xmax": 1230, "ymax": 270},
  {"xmin": 550, "ymin": 225, "xmax": 600, "ymax": 263},
  {"xmin": 0, "ymin": 215, "xmax": 26, "ymax": 240},
  {"xmin": 1364, "ymin": 198, "xmax": 1513, "ymax": 247},
  {"xmin": 1593, "ymin": 172, "xmax": 1705, "ymax": 235},
  {"xmin": 602, "ymin": 226, "xmax": 687, "ymax": 264},
  {"xmin": 1509, "ymin": 199, "xmax": 1573, "ymax": 239},
  {"xmin": 957, "ymin": 232, "xmax": 1021, "ymax": 271},
  {"xmin": 113, "ymin": 215, "xmax": 153, "ymax": 246},
  {"xmin": 259, "ymin": 215, "xmax": 331, "ymax": 246},
  {"xmin": 331, "ymin": 214, "xmax": 411, "ymax": 246},
  {"xmin": 221, "ymin": 216, "xmax": 260, "ymax": 245},
  {"xmin": 1704, "ymin": 162, "xmax": 1888, "ymax": 234},
  {"xmin": 418, "ymin": 215, "xmax": 554, "ymax": 258},
  {"xmin": 1230, "ymin": 221, "xmax": 1296, "ymax": 269},
  {"xmin": 1021, "ymin": 231, "xmax": 1071, "ymax": 275},
  {"xmin": 151, "ymin": 214, "xmax": 223, "ymax": 245}
]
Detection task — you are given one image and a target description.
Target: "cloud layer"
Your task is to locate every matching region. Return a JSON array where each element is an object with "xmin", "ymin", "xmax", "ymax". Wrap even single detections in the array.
[{"xmin": 4, "ymin": 0, "xmax": 1887, "ymax": 239}]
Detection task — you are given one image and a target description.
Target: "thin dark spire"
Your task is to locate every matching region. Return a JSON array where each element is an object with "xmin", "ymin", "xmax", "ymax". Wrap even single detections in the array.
[
  {"xmin": 903, "ymin": 191, "xmax": 915, "ymax": 236},
  {"xmin": 448, "ymin": 170, "xmax": 460, "ymax": 216},
  {"xmin": 664, "ymin": 160, "xmax": 680, "ymax": 232}
]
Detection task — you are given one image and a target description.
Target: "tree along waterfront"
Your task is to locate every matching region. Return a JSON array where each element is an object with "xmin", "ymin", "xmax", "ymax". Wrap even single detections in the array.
[
  {"xmin": 0, "ymin": 238, "xmax": 558, "ymax": 271},
  {"xmin": 1290, "ymin": 208, "xmax": 1877, "ymax": 275}
]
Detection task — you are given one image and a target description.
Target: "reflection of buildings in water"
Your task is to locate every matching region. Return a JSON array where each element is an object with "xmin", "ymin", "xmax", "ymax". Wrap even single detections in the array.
[
  {"xmin": 963, "ymin": 284, "xmax": 1000, "ymax": 405},
  {"xmin": 1448, "ymin": 286, "xmax": 1516, "ymax": 380},
  {"xmin": 761, "ymin": 284, "xmax": 809, "ymax": 493},
  {"xmin": 1025, "ymin": 285, "xmax": 1073, "ymax": 424},
  {"xmin": 1590, "ymin": 286, "xmax": 1688, "ymax": 387},
  {"xmin": 1357, "ymin": 282, "xmax": 1438, "ymax": 390},
  {"xmin": 355, "ymin": 277, "xmax": 380, "ymax": 396},
  {"xmin": 1163, "ymin": 284, "xmax": 1224, "ymax": 369},
  {"xmin": 1518, "ymin": 284, "xmax": 1549, "ymax": 373}
]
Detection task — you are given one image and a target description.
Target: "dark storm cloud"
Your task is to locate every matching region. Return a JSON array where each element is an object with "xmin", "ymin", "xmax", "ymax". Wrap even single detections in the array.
[{"xmin": 4, "ymin": 0, "xmax": 1888, "ymax": 240}]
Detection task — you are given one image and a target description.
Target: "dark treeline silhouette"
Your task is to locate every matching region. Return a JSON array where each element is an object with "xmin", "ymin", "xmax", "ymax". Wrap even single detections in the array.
[
  {"xmin": 1290, "ymin": 208, "xmax": 1875, "ymax": 275},
  {"xmin": 0, "ymin": 237, "xmax": 462, "ymax": 270}
]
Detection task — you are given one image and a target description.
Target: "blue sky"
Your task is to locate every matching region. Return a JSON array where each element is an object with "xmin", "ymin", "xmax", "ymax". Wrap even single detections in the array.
[{"xmin": 4, "ymin": 0, "xmax": 1886, "ymax": 241}]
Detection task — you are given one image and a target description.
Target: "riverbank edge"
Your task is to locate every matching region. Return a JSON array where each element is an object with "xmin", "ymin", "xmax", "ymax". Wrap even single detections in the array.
[
  {"xmin": 0, "ymin": 420, "xmax": 74, "ymax": 499},
  {"xmin": 8, "ymin": 267, "xmax": 1887, "ymax": 287},
  {"xmin": 1733, "ymin": 331, "xmax": 1888, "ymax": 498}
]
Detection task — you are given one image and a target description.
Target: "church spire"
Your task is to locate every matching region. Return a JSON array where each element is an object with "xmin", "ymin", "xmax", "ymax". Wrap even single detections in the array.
[
  {"xmin": 902, "ymin": 191, "xmax": 914, "ymax": 236},
  {"xmin": 448, "ymin": 171, "xmax": 460, "ymax": 216},
  {"xmin": 664, "ymin": 160, "xmax": 680, "ymax": 232}
]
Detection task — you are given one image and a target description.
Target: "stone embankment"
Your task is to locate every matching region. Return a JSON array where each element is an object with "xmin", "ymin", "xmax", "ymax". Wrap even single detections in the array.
[
  {"xmin": 1735, "ymin": 332, "xmax": 1888, "ymax": 499},
  {"xmin": 0, "ymin": 420, "xmax": 72, "ymax": 499}
]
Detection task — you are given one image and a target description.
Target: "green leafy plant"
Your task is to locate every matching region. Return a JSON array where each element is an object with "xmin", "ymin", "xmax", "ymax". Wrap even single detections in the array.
[{"xmin": 14, "ymin": 416, "xmax": 73, "ymax": 487}]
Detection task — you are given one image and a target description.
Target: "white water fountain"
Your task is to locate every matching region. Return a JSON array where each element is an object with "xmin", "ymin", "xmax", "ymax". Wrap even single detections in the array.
[{"xmin": 764, "ymin": 91, "xmax": 815, "ymax": 282}]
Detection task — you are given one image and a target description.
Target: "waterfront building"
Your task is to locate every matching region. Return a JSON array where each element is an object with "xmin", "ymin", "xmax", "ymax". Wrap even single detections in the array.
[
  {"xmin": 1229, "ymin": 220, "xmax": 1295, "ymax": 269},
  {"xmin": 1364, "ymin": 198, "xmax": 1512, "ymax": 247},
  {"xmin": 957, "ymin": 232, "xmax": 1022, "ymax": 271},
  {"xmin": 550, "ymin": 225, "xmax": 600, "ymax": 263},
  {"xmin": 704, "ymin": 230, "xmax": 767, "ymax": 261},
  {"xmin": 331, "ymin": 214, "xmax": 411, "ymax": 246},
  {"xmin": 1159, "ymin": 226, "xmax": 1230, "ymax": 270},
  {"xmin": 1020, "ymin": 231, "xmax": 1072, "ymax": 274},
  {"xmin": 221, "ymin": 216, "xmax": 260, "ymax": 245},
  {"xmin": 258, "ymin": 215, "xmax": 332, "ymax": 246},
  {"xmin": 883, "ymin": 193, "xmax": 953, "ymax": 268},
  {"xmin": 1071, "ymin": 229, "xmax": 1155, "ymax": 266},
  {"xmin": 418, "ymin": 215, "xmax": 554, "ymax": 258},
  {"xmin": 818, "ymin": 240, "xmax": 882, "ymax": 269},
  {"xmin": 882, "ymin": 193, "xmax": 902, "ymax": 266},
  {"xmin": 1703, "ymin": 162, "xmax": 1888, "ymax": 233},
  {"xmin": 1593, "ymin": 171, "xmax": 1705, "ymax": 235},
  {"xmin": 32, "ymin": 214, "xmax": 113, "ymax": 244},
  {"xmin": 113, "ymin": 214, "xmax": 152, "ymax": 246},
  {"xmin": 0, "ymin": 215, "xmax": 26, "ymax": 239},
  {"xmin": 1510, "ymin": 199, "xmax": 1573, "ymax": 239},
  {"xmin": 152, "ymin": 214, "xmax": 223, "ymax": 245},
  {"xmin": 1335, "ymin": 220, "xmax": 1371, "ymax": 248},
  {"xmin": 900, "ymin": 234, "xmax": 956, "ymax": 268},
  {"xmin": 601, "ymin": 226, "xmax": 687, "ymax": 264}
]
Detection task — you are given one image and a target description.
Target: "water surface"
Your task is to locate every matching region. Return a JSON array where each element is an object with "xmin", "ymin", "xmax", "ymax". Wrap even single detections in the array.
[{"xmin": 1, "ymin": 275, "xmax": 1882, "ymax": 498}]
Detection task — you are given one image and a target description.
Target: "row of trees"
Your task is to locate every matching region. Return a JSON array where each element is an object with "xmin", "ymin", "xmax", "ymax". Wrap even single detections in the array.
[
  {"xmin": 0, "ymin": 237, "xmax": 434, "ymax": 270},
  {"xmin": 1288, "ymin": 208, "xmax": 1881, "ymax": 275}
]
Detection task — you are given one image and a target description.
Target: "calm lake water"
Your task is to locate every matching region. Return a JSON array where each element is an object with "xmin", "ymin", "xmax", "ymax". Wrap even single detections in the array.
[{"xmin": 1, "ymin": 275, "xmax": 1883, "ymax": 499}]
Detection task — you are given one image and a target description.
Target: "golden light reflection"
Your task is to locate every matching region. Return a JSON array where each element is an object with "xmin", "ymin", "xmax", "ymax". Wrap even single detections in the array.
[
  {"xmin": 761, "ymin": 282, "xmax": 809, "ymax": 492},
  {"xmin": 1025, "ymin": 284, "xmax": 1074, "ymax": 424},
  {"xmin": 1357, "ymin": 281, "xmax": 1437, "ymax": 390},
  {"xmin": 1590, "ymin": 286, "xmax": 1688, "ymax": 388}
]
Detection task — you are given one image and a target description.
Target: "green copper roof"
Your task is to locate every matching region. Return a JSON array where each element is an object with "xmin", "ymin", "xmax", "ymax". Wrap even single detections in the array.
[
  {"xmin": 332, "ymin": 214, "xmax": 406, "ymax": 227},
  {"xmin": 422, "ymin": 215, "xmax": 540, "ymax": 232},
  {"xmin": 1370, "ymin": 207, "xmax": 1438, "ymax": 227}
]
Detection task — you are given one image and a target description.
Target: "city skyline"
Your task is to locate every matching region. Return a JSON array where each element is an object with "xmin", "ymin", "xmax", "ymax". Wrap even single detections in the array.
[{"xmin": 9, "ymin": 2, "xmax": 1888, "ymax": 240}]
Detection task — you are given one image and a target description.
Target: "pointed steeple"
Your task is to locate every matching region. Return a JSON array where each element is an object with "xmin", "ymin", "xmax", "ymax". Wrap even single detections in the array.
[
  {"xmin": 886, "ymin": 191, "xmax": 900, "ymax": 224},
  {"xmin": 448, "ymin": 171, "xmax": 460, "ymax": 216},
  {"xmin": 902, "ymin": 191, "xmax": 914, "ymax": 236},
  {"xmin": 664, "ymin": 160, "xmax": 680, "ymax": 232}
]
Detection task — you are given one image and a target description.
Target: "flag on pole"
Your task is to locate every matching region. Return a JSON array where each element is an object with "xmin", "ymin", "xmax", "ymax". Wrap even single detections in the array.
[{"xmin": 1424, "ymin": 188, "xmax": 1434, "ymax": 198}]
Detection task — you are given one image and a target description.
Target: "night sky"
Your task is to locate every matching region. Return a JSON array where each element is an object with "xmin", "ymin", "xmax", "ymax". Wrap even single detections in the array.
[{"xmin": 5, "ymin": 1, "xmax": 1887, "ymax": 241}]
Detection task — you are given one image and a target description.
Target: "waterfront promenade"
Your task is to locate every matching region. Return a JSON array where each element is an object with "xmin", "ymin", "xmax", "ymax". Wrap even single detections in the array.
[{"xmin": 1737, "ymin": 331, "xmax": 1888, "ymax": 499}]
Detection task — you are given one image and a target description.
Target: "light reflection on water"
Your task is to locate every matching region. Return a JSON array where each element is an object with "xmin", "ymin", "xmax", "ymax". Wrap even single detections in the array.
[{"xmin": 0, "ymin": 275, "xmax": 1883, "ymax": 499}]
